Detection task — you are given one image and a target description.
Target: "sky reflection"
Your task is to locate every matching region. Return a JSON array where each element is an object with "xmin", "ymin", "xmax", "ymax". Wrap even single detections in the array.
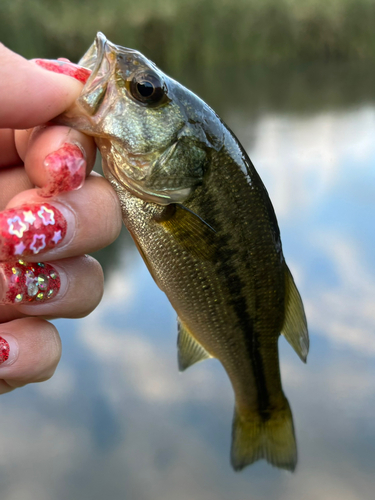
[{"xmin": 1, "ymin": 102, "xmax": 375, "ymax": 500}]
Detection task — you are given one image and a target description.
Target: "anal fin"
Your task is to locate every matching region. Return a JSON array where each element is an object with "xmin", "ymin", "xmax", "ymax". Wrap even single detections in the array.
[
  {"xmin": 281, "ymin": 263, "xmax": 309, "ymax": 363},
  {"xmin": 177, "ymin": 319, "xmax": 212, "ymax": 371}
]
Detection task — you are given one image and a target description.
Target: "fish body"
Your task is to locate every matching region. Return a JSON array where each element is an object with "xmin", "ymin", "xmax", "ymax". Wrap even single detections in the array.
[{"xmin": 58, "ymin": 33, "xmax": 309, "ymax": 471}]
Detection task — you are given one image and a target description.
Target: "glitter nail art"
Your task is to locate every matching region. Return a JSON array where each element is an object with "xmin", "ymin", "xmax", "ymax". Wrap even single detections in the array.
[
  {"xmin": 0, "ymin": 204, "xmax": 67, "ymax": 261},
  {"xmin": 0, "ymin": 261, "xmax": 61, "ymax": 304},
  {"xmin": 0, "ymin": 337, "xmax": 10, "ymax": 364},
  {"xmin": 40, "ymin": 143, "xmax": 86, "ymax": 197},
  {"xmin": 34, "ymin": 59, "xmax": 91, "ymax": 84}
]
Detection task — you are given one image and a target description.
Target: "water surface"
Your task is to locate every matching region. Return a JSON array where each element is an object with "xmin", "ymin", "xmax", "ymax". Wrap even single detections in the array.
[{"xmin": 1, "ymin": 62, "xmax": 374, "ymax": 500}]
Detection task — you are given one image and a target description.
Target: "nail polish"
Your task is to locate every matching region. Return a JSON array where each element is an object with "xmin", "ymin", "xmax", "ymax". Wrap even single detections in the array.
[
  {"xmin": 0, "ymin": 261, "xmax": 61, "ymax": 304},
  {"xmin": 40, "ymin": 143, "xmax": 86, "ymax": 197},
  {"xmin": 34, "ymin": 59, "xmax": 91, "ymax": 84},
  {"xmin": 0, "ymin": 337, "xmax": 10, "ymax": 364},
  {"xmin": 0, "ymin": 203, "xmax": 67, "ymax": 261}
]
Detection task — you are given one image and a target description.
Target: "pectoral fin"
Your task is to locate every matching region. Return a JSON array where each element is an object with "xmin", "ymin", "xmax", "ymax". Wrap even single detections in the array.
[
  {"xmin": 156, "ymin": 204, "xmax": 217, "ymax": 261},
  {"xmin": 281, "ymin": 264, "xmax": 309, "ymax": 363},
  {"xmin": 177, "ymin": 319, "xmax": 212, "ymax": 371}
]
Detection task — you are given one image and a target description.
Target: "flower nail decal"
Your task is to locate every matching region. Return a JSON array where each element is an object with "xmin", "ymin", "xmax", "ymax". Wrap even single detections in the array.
[
  {"xmin": 52, "ymin": 231, "xmax": 62, "ymax": 244},
  {"xmin": 38, "ymin": 206, "xmax": 55, "ymax": 225},
  {"xmin": 8, "ymin": 216, "xmax": 27, "ymax": 238},
  {"xmin": 40, "ymin": 143, "xmax": 86, "ymax": 198},
  {"xmin": 0, "ymin": 204, "xmax": 67, "ymax": 260},
  {"xmin": 30, "ymin": 234, "xmax": 47, "ymax": 254},
  {"xmin": 23, "ymin": 211, "xmax": 36, "ymax": 225},
  {"xmin": 0, "ymin": 260, "xmax": 61, "ymax": 304}
]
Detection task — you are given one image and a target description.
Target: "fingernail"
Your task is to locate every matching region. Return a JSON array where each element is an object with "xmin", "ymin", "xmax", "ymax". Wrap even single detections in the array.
[
  {"xmin": 0, "ymin": 260, "xmax": 61, "ymax": 304},
  {"xmin": 33, "ymin": 59, "xmax": 91, "ymax": 84},
  {"xmin": 0, "ymin": 334, "xmax": 19, "ymax": 367},
  {"xmin": 0, "ymin": 203, "xmax": 67, "ymax": 261},
  {"xmin": 39, "ymin": 143, "xmax": 86, "ymax": 198},
  {"xmin": 0, "ymin": 337, "xmax": 10, "ymax": 364}
]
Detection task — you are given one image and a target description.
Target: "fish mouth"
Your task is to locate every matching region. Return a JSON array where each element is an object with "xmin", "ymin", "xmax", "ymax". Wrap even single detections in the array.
[
  {"xmin": 53, "ymin": 32, "xmax": 113, "ymax": 128},
  {"xmin": 75, "ymin": 32, "xmax": 114, "ymax": 117},
  {"xmin": 79, "ymin": 32, "xmax": 108, "ymax": 77}
]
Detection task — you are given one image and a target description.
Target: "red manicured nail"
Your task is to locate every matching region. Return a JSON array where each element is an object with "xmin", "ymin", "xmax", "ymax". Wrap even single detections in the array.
[
  {"xmin": 0, "ymin": 261, "xmax": 61, "ymax": 304},
  {"xmin": 0, "ymin": 203, "xmax": 67, "ymax": 261},
  {"xmin": 39, "ymin": 143, "xmax": 86, "ymax": 197},
  {"xmin": 34, "ymin": 59, "xmax": 91, "ymax": 84},
  {"xmin": 0, "ymin": 337, "xmax": 10, "ymax": 364}
]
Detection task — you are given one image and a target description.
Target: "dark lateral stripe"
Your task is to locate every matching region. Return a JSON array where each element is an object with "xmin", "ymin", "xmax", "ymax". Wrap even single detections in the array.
[
  {"xmin": 217, "ymin": 240, "xmax": 270, "ymax": 416},
  {"xmin": 196, "ymin": 192, "xmax": 270, "ymax": 416}
]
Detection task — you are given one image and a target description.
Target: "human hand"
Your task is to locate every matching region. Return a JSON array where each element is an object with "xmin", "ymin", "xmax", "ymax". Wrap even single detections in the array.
[{"xmin": 0, "ymin": 44, "xmax": 122, "ymax": 393}]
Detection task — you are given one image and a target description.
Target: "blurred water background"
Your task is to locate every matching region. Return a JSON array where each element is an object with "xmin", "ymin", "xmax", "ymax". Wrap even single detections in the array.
[{"xmin": 1, "ymin": 1, "xmax": 375, "ymax": 499}]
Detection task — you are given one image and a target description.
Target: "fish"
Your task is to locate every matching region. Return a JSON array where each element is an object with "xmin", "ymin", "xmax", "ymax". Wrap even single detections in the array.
[{"xmin": 57, "ymin": 32, "xmax": 309, "ymax": 472}]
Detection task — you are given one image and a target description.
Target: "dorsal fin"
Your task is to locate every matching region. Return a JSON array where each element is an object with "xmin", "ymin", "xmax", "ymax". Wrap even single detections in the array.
[
  {"xmin": 177, "ymin": 319, "xmax": 212, "ymax": 371},
  {"xmin": 281, "ymin": 264, "xmax": 309, "ymax": 363}
]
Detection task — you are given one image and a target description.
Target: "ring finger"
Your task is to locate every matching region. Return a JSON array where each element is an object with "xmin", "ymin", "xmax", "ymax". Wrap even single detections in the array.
[{"xmin": 0, "ymin": 254, "xmax": 103, "ymax": 319}]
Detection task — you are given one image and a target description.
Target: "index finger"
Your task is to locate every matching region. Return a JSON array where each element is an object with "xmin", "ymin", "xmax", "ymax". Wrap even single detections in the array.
[{"xmin": 0, "ymin": 44, "xmax": 84, "ymax": 129}]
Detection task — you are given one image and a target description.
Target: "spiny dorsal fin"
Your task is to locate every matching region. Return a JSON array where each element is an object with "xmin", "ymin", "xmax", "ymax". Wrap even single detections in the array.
[
  {"xmin": 281, "ymin": 263, "xmax": 309, "ymax": 363},
  {"xmin": 177, "ymin": 319, "xmax": 212, "ymax": 371}
]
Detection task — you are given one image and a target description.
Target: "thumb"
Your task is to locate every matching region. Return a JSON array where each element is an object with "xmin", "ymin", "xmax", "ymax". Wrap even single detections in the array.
[{"xmin": 0, "ymin": 43, "xmax": 84, "ymax": 129}]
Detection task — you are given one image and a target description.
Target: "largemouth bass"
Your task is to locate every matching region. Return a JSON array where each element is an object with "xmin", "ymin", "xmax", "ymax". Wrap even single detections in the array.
[{"xmin": 58, "ymin": 33, "xmax": 309, "ymax": 471}]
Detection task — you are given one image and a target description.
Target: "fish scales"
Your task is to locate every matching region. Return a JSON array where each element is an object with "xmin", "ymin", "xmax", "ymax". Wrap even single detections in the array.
[
  {"xmin": 57, "ymin": 33, "xmax": 309, "ymax": 472},
  {"xmin": 106, "ymin": 141, "xmax": 288, "ymax": 435}
]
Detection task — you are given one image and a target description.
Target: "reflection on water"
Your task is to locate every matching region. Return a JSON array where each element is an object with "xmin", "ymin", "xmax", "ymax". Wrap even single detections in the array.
[{"xmin": 1, "ymin": 64, "xmax": 375, "ymax": 499}]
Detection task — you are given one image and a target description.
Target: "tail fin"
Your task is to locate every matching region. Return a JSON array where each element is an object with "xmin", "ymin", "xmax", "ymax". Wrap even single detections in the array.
[{"xmin": 230, "ymin": 398, "xmax": 297, "ymax": 472}]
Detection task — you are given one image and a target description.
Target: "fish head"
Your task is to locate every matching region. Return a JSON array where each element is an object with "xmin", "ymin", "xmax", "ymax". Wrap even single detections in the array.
[{"xmin": 57, "ymin": 33, "xmax": 224, "ymax": 204}]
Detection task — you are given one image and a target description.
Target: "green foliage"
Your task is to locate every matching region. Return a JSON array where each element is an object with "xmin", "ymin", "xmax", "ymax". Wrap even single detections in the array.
[{"xmin": 1, "ymin": 0, "xmax": 375, "ymax": 68}]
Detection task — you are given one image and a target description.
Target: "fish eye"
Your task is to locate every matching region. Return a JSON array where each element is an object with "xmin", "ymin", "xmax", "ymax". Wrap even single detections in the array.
[{"xmin": 130, "ymin": 73, "xmax": 165, "ymax": 106}]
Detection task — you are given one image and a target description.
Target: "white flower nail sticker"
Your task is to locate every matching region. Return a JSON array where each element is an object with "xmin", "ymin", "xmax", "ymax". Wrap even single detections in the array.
[
  {"xmin": 8, "ymin": 216, "xmax": 27, "ymax": 238},
  {"xmin": 30, "ymin": 234, "xmax": 47, "ymax": 254},
  {"xmin": 38, "ymin": 206, "xmax": 55, "ymax": 226}
]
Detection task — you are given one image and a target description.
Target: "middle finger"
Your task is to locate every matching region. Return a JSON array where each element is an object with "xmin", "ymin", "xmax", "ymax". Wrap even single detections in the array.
[
  {"xmin": 16, "ymin": 125, "xmax": 97, "ymax": 197},
  {"xmin": 0, "ymin": 174, "xmax": 122, "ymax": 262}
]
